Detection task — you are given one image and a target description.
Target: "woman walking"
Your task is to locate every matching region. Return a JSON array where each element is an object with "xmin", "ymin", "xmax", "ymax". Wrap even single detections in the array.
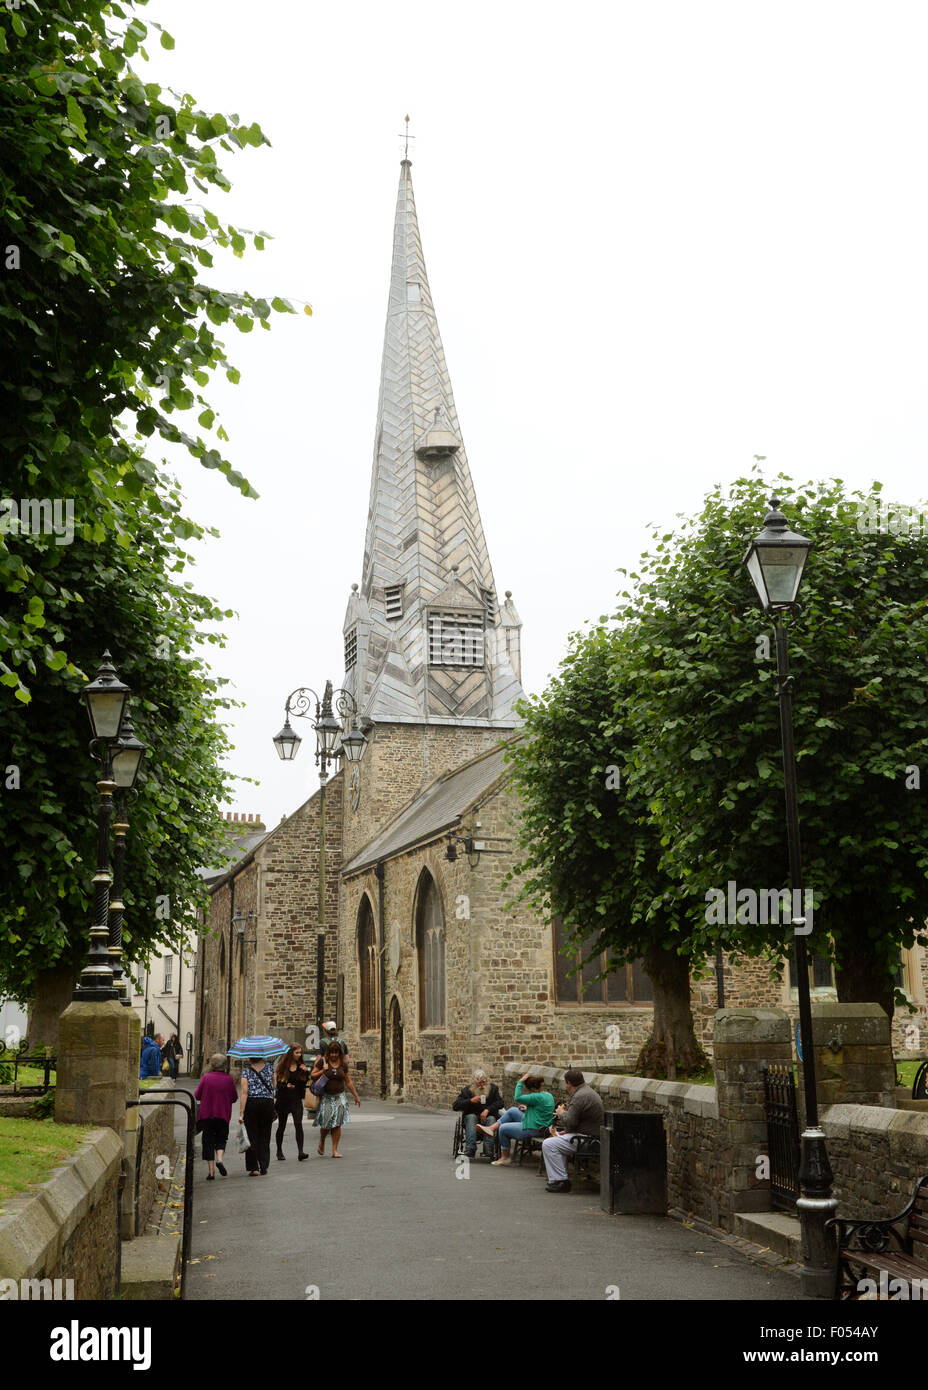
[
  {"xmin": 194, "ymin": 1054, "xmax": 238, "ymax": 1180},
  {"xmin": 310, "ymin": 1041, "xmax": 360, "ymax": 1158},
  {"xmin": 275, "ymin": 1044, "xmax": 310, "ymax": 1161},
  {"xmin": 238, "ymin": 1055, "xmax": 276, "ymax": 1175}
]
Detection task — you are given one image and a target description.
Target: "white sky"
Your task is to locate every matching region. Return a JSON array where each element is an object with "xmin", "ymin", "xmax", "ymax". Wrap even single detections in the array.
[{"xmin": 139, "ymin": 0, "xmax": 928, "ymax": 828}]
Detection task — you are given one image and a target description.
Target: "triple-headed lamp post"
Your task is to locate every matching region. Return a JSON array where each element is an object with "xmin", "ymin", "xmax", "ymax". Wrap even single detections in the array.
[
  {"xmin": 76, "ymin": 651, "xmax": 146, "ymax": 1000},
  {"xmin": 273, "ymin": 682, "xmax": 369, "ymax": 1038},
  {"xmin": 743, "ymin": 496, "xmax": 836, "ymax": 1298}
]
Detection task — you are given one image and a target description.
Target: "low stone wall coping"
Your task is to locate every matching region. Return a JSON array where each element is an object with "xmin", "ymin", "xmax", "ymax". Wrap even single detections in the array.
[
  {"xmin": 825, "ymin": 1104, "xmax": 904, "ymax": 1138},
  {"xmin": 501, "ymin": 1062, "xmax": 719, "ymax": 1120},
  {"xmin": 0, "ymin": 1127, "xmax": 122, "ymax": 1280}
]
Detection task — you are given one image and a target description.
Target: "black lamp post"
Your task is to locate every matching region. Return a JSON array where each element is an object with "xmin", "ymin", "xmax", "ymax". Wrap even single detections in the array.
[
  {"xmin": 108, "ymin": 709, "xmax": 147, "ymax": 1004},
  {"xmin": 744, "ymin": 496, "xmax": 836, "ymax": 1298},
  {"xmin": 75, "ymin": 651, "xmax": 130, "ymax": 1000},
  {"xmin": 273, "ymin": 682, "xmax": 369, "ymax": 1037}
]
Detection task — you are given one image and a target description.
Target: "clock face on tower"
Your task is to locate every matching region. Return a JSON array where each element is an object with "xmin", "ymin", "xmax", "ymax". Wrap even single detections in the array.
[{"xmin": 349, "ymin": 765, "xmax": 361, "ymax": 812}]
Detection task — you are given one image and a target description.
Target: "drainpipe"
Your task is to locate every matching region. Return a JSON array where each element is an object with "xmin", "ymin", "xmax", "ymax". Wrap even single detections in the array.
[
  {"xmin": 226, "ymin": 877, "xmax": 235, "ymax": 1053},
  {"xmin": 376, "ymin": 860, "xmax": 386, "ymax": 1099}
]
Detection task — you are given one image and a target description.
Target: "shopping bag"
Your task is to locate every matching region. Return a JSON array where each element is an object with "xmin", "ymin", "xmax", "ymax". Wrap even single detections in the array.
[
  {"xmin": 304, "ymin": 1092, "xmax": 320, "ymax": 1112},
  {"xmin": 237, "ymin": 1120, "xmax": 251, "ymax": 1153}
]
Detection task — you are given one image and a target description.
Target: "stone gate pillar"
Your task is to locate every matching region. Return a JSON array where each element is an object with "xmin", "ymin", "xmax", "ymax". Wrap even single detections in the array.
[
  {"xmin": 799, "ymin": 1001, "xmax": 896, "ymax": 1112},
  {"xmin": 55, "ymin": 999, "xmax": 130, "ymax": 1136},
  {"xmin": 714, "ymin": 1008, "xmax": 792, "ymax": 1222}
]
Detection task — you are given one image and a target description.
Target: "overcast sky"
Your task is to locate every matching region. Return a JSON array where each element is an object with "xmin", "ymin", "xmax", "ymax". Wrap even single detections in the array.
[{"xmin": 139, "ymin": 0, "xmax": 928, "ymax": 828}]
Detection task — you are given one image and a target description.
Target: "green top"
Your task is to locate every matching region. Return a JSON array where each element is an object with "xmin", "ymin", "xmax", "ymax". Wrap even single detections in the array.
[{"xmin": 514, "ymin": 1080, "xmax": 555, "ymax": 1130}]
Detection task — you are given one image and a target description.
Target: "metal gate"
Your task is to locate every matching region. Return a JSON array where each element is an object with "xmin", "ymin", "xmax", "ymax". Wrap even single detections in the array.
[{"xmin": 762, "ymin": 1063, "xmax": 801, "ymax": 1211}]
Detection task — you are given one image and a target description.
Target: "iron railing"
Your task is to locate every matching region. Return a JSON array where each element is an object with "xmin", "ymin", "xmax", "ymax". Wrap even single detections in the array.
[
  {"xmin": 0, "ymin": 1042, "xmax": 56, "ymax": 1094},
  {"xmin": 762, "ymin": 1062, "xmax": 801, "ymax": 1211}
]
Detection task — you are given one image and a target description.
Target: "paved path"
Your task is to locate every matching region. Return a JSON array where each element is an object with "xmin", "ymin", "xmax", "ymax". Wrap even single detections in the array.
[{"xmin": 180, "ymin": 1094, "xmax": 803, "ymax": 1302}]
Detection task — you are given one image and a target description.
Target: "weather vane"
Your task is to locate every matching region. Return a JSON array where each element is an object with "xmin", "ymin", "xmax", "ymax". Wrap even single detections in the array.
[{"xmin": 399, "ymin": 114, "xmax": 415, "ymax": 159}]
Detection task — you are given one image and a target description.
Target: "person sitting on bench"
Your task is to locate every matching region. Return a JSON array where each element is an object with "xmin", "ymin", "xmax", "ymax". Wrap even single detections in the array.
[
  {"xmin": 541, "ymin": 1068, "xmax": 604, "ymax": 1193},
  {"xmin": 477, "ymin": 1072, "xmax": 555, "ymax": 1166}
]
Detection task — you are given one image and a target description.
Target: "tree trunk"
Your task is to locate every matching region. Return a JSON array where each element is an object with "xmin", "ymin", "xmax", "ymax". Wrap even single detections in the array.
[
  {"xmin": 635, "ymin": 946, "xmax": 707, "ymax": 1079},
  {"xmin": 26, "ymin": 962, "xmax": 78, "ymax": 1051},
  {"xmin": 834, "ymin": 951, "xmax": 895, "ymax": 1024}
]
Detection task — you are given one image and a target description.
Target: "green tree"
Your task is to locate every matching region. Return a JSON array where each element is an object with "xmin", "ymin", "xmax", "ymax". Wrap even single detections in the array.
[
  {"xmin": 0, "ymin": 0, "xmax": 304, "ymax": 699},
  {"xmin": 506, "ymin": 627, "xmax": 708, "ymax": 1076},
  {"xmin": 0, "ymin": 0, "xmax": 300, "ymax": 1035},
  {"xmin": 620, "ymin": 474, "xmax": 928, "ymax": 1021}
]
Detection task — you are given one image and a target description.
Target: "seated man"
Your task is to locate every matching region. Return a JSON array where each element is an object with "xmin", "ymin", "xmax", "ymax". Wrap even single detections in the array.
[
  {"xmin": 452, "ymin": 1068, "xmax": 504, "ymax": 1158},
  {"xmin": 541, "ymin": 1067, "xmax": 604, "ymax": 1192}
]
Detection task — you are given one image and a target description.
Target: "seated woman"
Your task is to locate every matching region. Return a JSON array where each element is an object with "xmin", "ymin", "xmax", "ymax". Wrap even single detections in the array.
[
  {"xmin": 477, "ymin": 1072, "xmax": 555, "ymax": 1166},
  {"xmin": 451, "ymin": 1067, "xmax": 504, "ymax": 1158}
]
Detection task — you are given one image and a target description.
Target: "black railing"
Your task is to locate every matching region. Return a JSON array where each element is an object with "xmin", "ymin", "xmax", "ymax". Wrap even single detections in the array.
[
  {"xmin": 0, "ymin": 1042, "xmax": 56, "ymax": 1094},
  {"xmin": 762, "ymin": 1062, "xmax": 801, "ymax": 1212},
  {"xmin": 127, "ymin": 1089, "xmax": 197, "ymax": 1298}
]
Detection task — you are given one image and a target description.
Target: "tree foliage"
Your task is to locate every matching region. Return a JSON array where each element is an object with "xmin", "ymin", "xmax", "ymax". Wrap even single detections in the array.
[
  {"xmin": 0, "ymin": 0, "xmax": 298, "ymax": 1001},
  {"xmin": 507, "ymin": 472, "xmax": 928, "ymax": 1061},
  {"xmin": 621, "ymin": 474, "xmax": 928, "ymax": 1018}
]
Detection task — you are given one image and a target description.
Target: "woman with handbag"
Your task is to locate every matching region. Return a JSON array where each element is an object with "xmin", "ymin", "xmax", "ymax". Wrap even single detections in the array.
[
  {"xmin": 238, "ymin": 1056, "xmax": 277, "ymax": 1175},
  {"xmin": 310, "ymin": 1041, "xmax": 360, "ymax": 1158},
  {"xmin": 274, "ymin": 1044, "xmax": 310, "ymax": 1161}
]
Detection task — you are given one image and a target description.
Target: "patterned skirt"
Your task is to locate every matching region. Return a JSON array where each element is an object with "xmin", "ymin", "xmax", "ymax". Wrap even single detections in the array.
[{"xmin": 313, "ymin": 1092, "xmax": 350, "ymax": 1129}]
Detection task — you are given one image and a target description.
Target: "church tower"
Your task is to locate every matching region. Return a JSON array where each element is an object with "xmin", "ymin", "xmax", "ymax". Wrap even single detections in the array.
[{"xmin": 342, "ymin": 157, "xmax": 523, "ymax": 736}]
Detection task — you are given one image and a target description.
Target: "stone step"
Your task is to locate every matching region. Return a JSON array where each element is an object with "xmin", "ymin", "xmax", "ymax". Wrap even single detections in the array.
[
  {"xmin": 733, "ymin": 1210, "xmax": 802, "ymax": 1263},
  {"xmin": 119, "ymin": 1234, "xmax": 181, "ymax": 1300}
]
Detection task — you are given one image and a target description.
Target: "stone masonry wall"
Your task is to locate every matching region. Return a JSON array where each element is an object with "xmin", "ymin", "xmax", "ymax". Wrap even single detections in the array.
[
  {"xmin": 500, "ymin": 1062, "xmax": 724, "ymax": 1228},
  {"xmin": 823, "ymin": 1103, "xmax": 928, "ymax": 1220},
  {"xmin": 0, "ymin": 1126, "xmax": 123, "ymax": 1298},
  {"xmin": 134, "ymin": 1087, "xmax": 175, "ymax": 1237}
]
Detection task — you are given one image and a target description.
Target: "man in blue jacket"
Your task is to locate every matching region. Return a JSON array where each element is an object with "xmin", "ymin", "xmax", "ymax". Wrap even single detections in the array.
[{"xmin": 139, "ymin": 1035, "xmax": 162, "ymax": 1080}]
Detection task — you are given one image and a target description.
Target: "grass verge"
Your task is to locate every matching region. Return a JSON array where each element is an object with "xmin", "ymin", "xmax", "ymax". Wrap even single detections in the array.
[{"xmin": 0, "ymin": 1118, "xmax": 93, "ymax": 1204}]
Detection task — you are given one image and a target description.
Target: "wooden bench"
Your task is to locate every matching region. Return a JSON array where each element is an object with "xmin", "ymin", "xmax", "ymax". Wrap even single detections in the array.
[{"xmin": 828, "ymin": 1174, "xmax": 928, "ymax": 1300}]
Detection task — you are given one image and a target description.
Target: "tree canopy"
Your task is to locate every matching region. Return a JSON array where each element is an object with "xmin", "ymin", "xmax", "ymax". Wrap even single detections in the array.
[
  {"xmin": 508, "ymin": 472, "xmax": 928, "ymax": 1063},
  {"xmin": 0, "ymin": 0, "xmax": 300, "ymax": 1014}
]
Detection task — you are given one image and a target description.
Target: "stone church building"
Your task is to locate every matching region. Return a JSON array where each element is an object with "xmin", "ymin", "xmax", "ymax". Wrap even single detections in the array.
[{"xmin": 194, "ymin": 158, "xmax": 928, "ymax": 1098}]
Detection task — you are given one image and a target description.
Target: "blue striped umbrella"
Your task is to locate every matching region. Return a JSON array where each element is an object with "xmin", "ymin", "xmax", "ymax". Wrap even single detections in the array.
[{"xmin": 226, "ymin": 1034, "xmax": 289, "ymax": 1060}]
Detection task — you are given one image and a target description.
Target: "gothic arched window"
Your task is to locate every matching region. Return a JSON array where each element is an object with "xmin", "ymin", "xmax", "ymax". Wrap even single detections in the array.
[
  {"xmin": 416, "ymin": 872, "xmax": 445, "ymax": 1029},
  {"xmin": 358, "ymin": 896, "xmax": 379, "ymax": 1033}
]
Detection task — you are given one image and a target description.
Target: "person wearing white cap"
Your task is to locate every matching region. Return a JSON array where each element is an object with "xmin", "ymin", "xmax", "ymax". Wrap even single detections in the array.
[{"xmin": 314, "ymin": 1020, "xmax": 349, "ymax": 1068}]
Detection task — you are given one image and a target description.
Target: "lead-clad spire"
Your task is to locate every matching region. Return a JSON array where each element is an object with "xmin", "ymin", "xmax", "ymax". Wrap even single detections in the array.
[{"xmin": 343, "ymin": 158, "xmax": 523, "ymax": 726}]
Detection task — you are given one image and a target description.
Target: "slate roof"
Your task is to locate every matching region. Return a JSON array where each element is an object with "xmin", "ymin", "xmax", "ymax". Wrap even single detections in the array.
[
  {"xmin": 198, "ymin": 828, "xmax": 270, "ymax": 884},
  {"xmin": 341, "ymin": 744, "xmax": 512, "ymax": 876},
  {"xmin": 341, "ymin": 158, "xmax": 523, "ymax": 727}
]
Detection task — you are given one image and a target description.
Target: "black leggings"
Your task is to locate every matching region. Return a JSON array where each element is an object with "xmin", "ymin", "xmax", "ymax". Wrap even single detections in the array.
[
  {"xmin": 275, "ymin": 1091, "xmax": 305, "ymax": 1155},
  {"xmin": 243, "ymin": 1097, "xmax": 275, "ymax": 1173}
]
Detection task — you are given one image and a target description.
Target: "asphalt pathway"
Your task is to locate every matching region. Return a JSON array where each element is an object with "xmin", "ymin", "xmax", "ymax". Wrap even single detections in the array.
[{"xmin": 179, "ymin": 1091, "xmax": 804, "ymax": 1302}]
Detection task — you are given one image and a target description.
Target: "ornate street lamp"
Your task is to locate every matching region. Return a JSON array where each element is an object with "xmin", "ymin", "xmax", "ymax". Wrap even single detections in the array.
[
  {"xmin": 272, "ymin": 681, "xmax": 370, "ymax": 1037},
  {"xmin": 74, "ymin": 652, "xmax": 132, "ymax": 1000},
  {"xmin": 108, "ymin": 709, "xmax": 147, "ymax": 1004},
  {"xmin": 744, "ymin": 495, "xmax": 836, "ymax": 1298}
]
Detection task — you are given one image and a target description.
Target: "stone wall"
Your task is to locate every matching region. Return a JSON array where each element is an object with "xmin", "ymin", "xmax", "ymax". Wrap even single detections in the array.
[
  {"xmin": 500, "ymin": 1062, "xmax": 724, "ymax": 1227},
  {"xmin": 823, "ymin": 1104, "xmax": 928, "ymax": 1220},
  {"xmin": 0, "ymin": 1126, "xmax": 122, "ymax": 1298},
  {"xmin": 133, "ymin": 1087, "xmax": 175, "ymax": 1238}
]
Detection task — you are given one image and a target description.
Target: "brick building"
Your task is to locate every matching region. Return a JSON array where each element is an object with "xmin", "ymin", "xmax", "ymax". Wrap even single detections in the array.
[{"xmin": 194, "ymin": 158, "xmax": 928, "ymax": 1094}]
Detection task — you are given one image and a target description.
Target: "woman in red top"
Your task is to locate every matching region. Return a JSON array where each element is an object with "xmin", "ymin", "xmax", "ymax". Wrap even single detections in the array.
[{"xmin": 194, "ymin": 1054, "xmax": 239, "ymax": 1180}]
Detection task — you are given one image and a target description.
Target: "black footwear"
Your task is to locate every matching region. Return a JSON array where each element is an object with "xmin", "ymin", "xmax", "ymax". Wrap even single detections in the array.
[
  {"xmin": 206, "ymin": 1174, "xmax": 215, "ymax": 1181},
  {"xmin": 276, "ymin": 1151, "xmax": 286, "ymax": 1160},
  {"xmin": 545, "ymin": 1179, "xmax": 572, "ymax": 1192},
  {"xmin": 465, "ymin": 1149, "xmax": 477, "ymax": 1159},
  {"xmin": 298, "ymin": 1153, "xmax": 309, "ymax": 1161},
  {"xmin": 260, "ymin": 1169, "xmax": 268, "ymax": 1175},
  {"xmin": 216, "ymin": 1162, "xmax": 227, "ymax": 1177}
]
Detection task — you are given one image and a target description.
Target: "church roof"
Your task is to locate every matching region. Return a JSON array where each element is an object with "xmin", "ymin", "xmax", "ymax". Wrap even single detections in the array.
[
  {"xmin": 341, "ymin": 743, "xmax": 512, "ymax": 876},
  {"xmin": 342, "ymin": 158, "xmax": 523, "ymax": 727}
]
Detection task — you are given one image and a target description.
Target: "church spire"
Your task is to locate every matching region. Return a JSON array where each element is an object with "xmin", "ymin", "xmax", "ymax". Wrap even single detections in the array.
[{"xmin": 343, "ymin": 156, "xmax": 523, "ymax": 727}]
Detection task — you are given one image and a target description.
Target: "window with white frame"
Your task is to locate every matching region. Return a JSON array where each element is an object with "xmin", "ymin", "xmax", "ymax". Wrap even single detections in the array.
[{"xmin": 163, "ymin": 956, "xmax": 173, "ymax": 994}]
